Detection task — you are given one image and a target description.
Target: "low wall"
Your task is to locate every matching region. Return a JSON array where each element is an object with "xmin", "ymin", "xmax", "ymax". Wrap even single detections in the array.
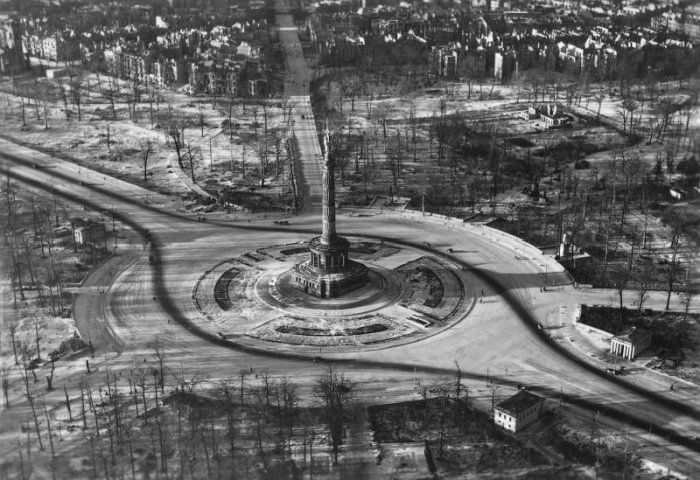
[
  {"xmin": 375, "ymin": 209, "xmax": 566, "ymax": 279},
  {"xmin": 574, "ymin": 321, "xmax": 613, "ymax": 338}
]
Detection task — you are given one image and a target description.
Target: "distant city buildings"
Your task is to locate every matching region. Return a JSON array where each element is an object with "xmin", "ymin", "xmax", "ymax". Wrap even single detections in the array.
[
  {"xmin": 20, "ymin": 30, "xmax": 80, "ymax": 64},
  {"xmin": 0, "ymin": 20, "xmax": 24, "ymax": 73},
  {"xmin": 493, "ymin": 51, "xmax": 517, "ymax": 81},
  {"xmin": 316, "ymin": 0, "xmax": 697, "ymax": 84},
  {"xmin": 1, "ymin": 0, "xmax": 698, "ymax": 97},
  {"xmin": 653, "ymin": 4, "xmax": 700, "ymax": 42},
  {"xmin": 187, "ymin": 59, "xmax": 243, "ymax": 95},
  {"xmin": 0, "ymin": 3, "xmax": 274, "ymax": 98},
  {"xmin": 100, "ymin": 26, "xmax": 268, "ymax": 96},
  {"xmin": 429, "ymin": 46, "xmax": 458, "ymax": 77}
]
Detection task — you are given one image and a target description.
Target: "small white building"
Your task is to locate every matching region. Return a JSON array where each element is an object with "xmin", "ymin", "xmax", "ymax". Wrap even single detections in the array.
[
  {"xmin": 494, "ymin": 390, "xmax": 544, "ymax": 433},
  {"xmin": 73, "ymin": 222, "xmax": 105, "ymax": 246},
  {"xmin": 669, "ymin": 187, "xmax": 687, "ymax": 201},
  {"xmin": 518, "ymin": 103, "xmax": 572, "ymax": 128},
  {"xmin": 610, "ymin": 328, "xmax": 651, "ymax": 361}
]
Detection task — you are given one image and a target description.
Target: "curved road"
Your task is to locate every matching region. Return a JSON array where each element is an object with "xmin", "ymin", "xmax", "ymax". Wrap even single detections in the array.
[
  {"xmin": 1, "ymin": 138, "xmax": 700, "ymax": 474},
  {"xmin": 0, "ymin": 4, "xmax": 698, "ymax": 474}
]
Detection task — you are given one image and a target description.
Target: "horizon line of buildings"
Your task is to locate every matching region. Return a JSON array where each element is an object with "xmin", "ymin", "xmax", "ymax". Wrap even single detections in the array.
[{"xmin": 0, "ymin": 18, "xmax": 271, "ymax": 97}]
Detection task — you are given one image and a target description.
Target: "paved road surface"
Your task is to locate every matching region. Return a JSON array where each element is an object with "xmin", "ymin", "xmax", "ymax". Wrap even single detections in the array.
[
  {"xmin": 0, "ymin": 3, "xmax": 698, "ymax": 473},
  {"xmin": 276, "ymin": 6, "xmax": 323, "ymax": 209},
  {"xmin": 1, "ymin": 139, "xmax": 700, "ymax": 475}
]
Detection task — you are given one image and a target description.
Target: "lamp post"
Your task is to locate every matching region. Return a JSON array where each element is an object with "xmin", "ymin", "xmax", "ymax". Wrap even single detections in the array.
[{"xmin": 111, "ymin": 208, "xmax": 117, "ymax": 252}]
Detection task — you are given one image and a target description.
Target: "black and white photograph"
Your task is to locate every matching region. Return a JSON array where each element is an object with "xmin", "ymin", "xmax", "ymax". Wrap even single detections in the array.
[{"xmin": 0, "ymin": 0, "xmax": 699, "ymax": 478}]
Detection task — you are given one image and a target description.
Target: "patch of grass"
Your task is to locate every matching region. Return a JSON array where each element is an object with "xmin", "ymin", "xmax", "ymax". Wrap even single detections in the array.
[
  {"xmin": 369, "ymin": 399, "xmax": 548, "ymax": 475},
  {"xmin": 408, "ymin": 266, "xmax": 443, "ymax": 308},
  {"xmin": 437, "ymin": 442, "xmax": 547, "ymax": 473},
  {"xmin": 276, "ymin": 324, "xmax": 387, "ymax": 336},
  {"xmin": 543, "ymin": 425, "xmax": 643, "ymax": 478}
]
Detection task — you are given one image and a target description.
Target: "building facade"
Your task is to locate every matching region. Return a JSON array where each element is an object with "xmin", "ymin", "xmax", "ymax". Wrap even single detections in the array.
[
  {"xmin": 73, "ymin": 222, "xmax": 106, "ymax": 247},
  {"xmin": 610, "ymin": 328, "xmax": 651, "ymax": 361},
  {"xmin": 494, "ymin": 390, "xmax": 544, "ymax": 433}
]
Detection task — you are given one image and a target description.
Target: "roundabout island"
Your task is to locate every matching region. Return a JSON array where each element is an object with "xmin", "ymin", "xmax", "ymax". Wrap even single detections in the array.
[
  {"xmin": 191, "ymin": 131, "xmax": 475, "ymax": 351},
  {"xmin": 192, "ymin": 236, "xmax": 474, "ymax": 351}
]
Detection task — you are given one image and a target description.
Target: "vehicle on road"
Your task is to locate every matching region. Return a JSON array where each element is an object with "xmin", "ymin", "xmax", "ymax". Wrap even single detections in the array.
[{"xmin": 605, "ymin": 366, "xmax": 625, "ymax": 375}]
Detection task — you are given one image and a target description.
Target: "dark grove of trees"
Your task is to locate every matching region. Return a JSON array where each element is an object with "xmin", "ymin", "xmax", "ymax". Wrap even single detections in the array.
[{"xmin": 579, "ymin": 305, "xmax": 697, "ymax": 358}]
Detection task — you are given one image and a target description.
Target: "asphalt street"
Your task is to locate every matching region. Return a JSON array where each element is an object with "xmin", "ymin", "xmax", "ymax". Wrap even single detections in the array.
[
  {"xmin": 0, "ymin": 1, "xmax": 698, "ymax": 474},
  {"xmin": 276, "ymin": 9, "xmax": 323, "ymax": 209},
  {"xmin": 1, "ymin": 139, "xmax": 700, "ymax": 474}
]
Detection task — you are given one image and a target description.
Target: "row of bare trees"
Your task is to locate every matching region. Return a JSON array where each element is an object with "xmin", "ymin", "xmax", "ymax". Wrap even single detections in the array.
[
  {"xmin": 315, "ymin": 66, "xmax": 698, "ymax": 305},
  {"xmin": 4, "ymin": 332, "xmax": 357, "ymax": 479},
  {"xmin": 1, "ymin": 176, "xmax": 79, "ymax": 315},
  {"xmin": 3, "ymin": 69, "xmax": 296, "ymax": 207}
]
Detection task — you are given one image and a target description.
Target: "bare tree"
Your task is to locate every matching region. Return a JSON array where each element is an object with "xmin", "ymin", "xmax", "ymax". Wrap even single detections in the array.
[
  {"xmin": 428, "ymin": 380, "xmax": 453, "ymax": 458},
  {"xmin": 19, "ymin": 361, "xmax": 44, "ymax": 450},
  {"xmin": 134, "ymin": 367, "xmax": 149, "ymax": 424},
  {"xmin": 149, "ymin": 337, "xmax": 166, "ymax": 394},
  {"xmin": 58, "ymin": 84, "xmax": 69, "ymax": 120},
  {"xmin": 139, "ymin": 139, "xmax": 154, "ymax": 182},
  {"xmin": 34, "ymin": 320, "xmax": 42, "ymax": 361},
  {"xmin": 42, "ymin": 81, "xmax": 49, "ymax": 130},
  {"xmin": 316, "ymin": 367, "xmax": 354, "ymax": 465},
  {"xmin": 164, "ymin": 108, "xmax": 186, "ymax": 169},
  {"xmin": 61, "ymin": 384, "xmax": 72, "ymax": 422},
  {"xmin": 20, "ymin": 95, "xmax": 26, "ymax": 127},
  {"xmin": 257, "ymin": 140, "xmax": 269, "ymax": 187},
  {"xmin": 45, "ymin": 358, "xmax": 55, "ymax": 391},
  {"xmin": 9, "ymin": 323, "xmax": 19, "ymax": 364},
  {"xmin": 611, "ymin": 265, "xmax": 630, "ymax": 321},
  {"xmin": 198, "ymin": 105, "xmax": 205, "ymax": 137},
  {"xmin": 620, "ymin": 98, "xmax": 636, "ymax": 135},
  {"xmin": 185, "ymin": 141, "xmax": 199, "ymax": 183},
  {"xmin": 78, "ymin": 378, "xmax": 88, "ymax": 430},
  {"xmin": 70, "ymin": 75, "xmax": 82, "ymax": 121},
  {"xmin": 637, "ymin": 262, "xmax": 654, "ymax": 312},
  {"xmin": 278, "ymin": 377, "xmax": 297, "ymax": 451},
  {"xmin": 218, "ymin": 380, "xmax": 237, "ymax": 459},
  {"xmin": 106, "ymin": 77, "xmax": 117, "ymax": 120},
  {"xmin": 1, "ymin": 365, "xmax": 9, "ymax": 408}
]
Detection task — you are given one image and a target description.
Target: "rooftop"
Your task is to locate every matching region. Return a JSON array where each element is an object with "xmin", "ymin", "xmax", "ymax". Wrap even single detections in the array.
[
  {"xmin": 495, "ymin": 390, "xmax": 544, "ymax": 416},
  {"xmin": 612, "ymin": 327, "xmax": 651, "ymax": 346}
]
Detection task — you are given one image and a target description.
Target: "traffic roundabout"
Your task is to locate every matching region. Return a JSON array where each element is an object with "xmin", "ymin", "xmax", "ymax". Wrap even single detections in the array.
[{"xmin": 191, "ymin": 236, "xmax": 476, "ymax": 351}]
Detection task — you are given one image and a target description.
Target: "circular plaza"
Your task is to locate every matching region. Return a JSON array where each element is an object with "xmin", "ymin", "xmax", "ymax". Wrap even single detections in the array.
[{"xmin": 191, "ymin": 236, "xmax": 476, "ymax": 351}]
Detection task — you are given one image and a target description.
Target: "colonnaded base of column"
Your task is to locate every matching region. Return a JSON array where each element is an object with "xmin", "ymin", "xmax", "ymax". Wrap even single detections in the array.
[
  {"xmin": 291, "ymin": 259, "xmax": 369, "ymax": 299},
  {"xmin": 290, "ymin": 233, "xmax": 369, "ymax": 298},
  {"xmin": 190, "ymin": 237, "xmax": 476, "ymax": 352}
]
